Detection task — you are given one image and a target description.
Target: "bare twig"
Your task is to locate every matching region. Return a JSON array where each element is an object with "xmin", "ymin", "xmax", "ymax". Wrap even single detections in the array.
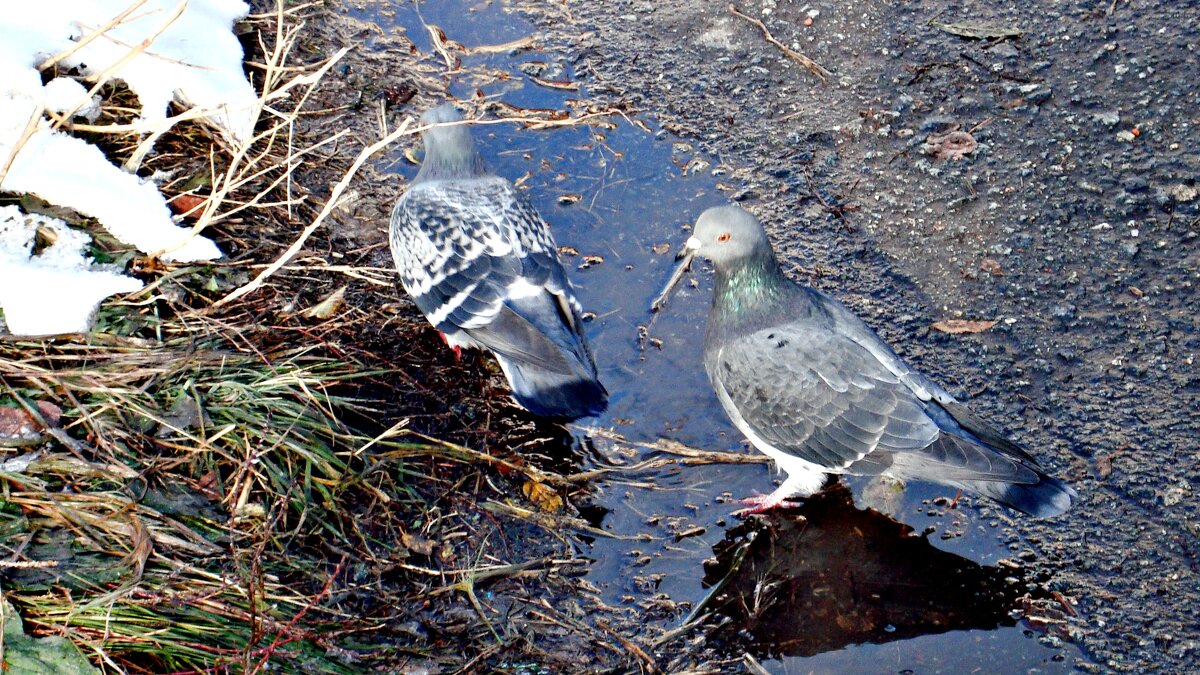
[
  {"xmin": 212, "ymin": 108, "xmax": 621, "ymax": 308},
  {"xmin": 38, "ymin": 0, "xmax": 151, "ymax": 71},
  {"xmin": 0, "ymin": 104, "xmax": 43, "ymax": 185},
  {"xmin": 596, "ymin": 620, "xmax": 658, "ymax": 673},
  {"xmin": 210, "ymin": 115, "xmax": 411, "ymax": 308},
  {"xmin": 52, "ymin": 0, "xmax": 190, "ymax": 131},
  {"xmin": 729, "ymin": 4, "xmax": 830, "ymax": 81}
]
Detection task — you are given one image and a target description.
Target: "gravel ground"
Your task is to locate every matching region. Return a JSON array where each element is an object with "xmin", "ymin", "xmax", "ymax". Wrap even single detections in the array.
[{"xmin": 533, "ymin": 0, "xmax": 1200, "ymax": 670}]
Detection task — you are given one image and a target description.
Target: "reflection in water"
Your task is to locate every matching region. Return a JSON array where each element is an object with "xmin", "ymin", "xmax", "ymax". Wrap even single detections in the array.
[{"xmin": 699, "ymin": 483, "xmax": 1024, "ymax": 660}]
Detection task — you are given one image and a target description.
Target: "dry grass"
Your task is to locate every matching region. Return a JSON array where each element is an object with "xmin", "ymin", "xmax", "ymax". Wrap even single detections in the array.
[{"xmin": 0, "ymin": 3, "xmax": 431, "ymax": 672}]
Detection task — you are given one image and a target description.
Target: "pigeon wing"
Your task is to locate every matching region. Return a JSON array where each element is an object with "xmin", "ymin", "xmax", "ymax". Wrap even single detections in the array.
[
  {"xmin": 712, "ymin": 325, "xmax": 1043, "ymax": 482},
  {"xmin": 390, "ymin": 177, "xmax": 592, "ymax": 375},
  {"xmin": 710, "ymin": 325, "xmax": 940, "ymax": 471},
  {"xmin": 390, "ymin": 178, "xmax": 551, "ymax": 331}
]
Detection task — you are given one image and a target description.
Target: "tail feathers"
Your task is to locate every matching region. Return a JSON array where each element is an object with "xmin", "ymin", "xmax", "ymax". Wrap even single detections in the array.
[
  {"xmin": 924, "ymin": 399, "xmax": 1075, "ymax": 517},
  {"xmin": 497, "ymin": 355, "xmax": 608, "ymax": 420},
  {"xmin": 469, "ymin": 292, "xmax": 606, "ymax": 420},
  {"xmin": 958, "ymin": 472, "xmax": 1076, "ymax": 518}
]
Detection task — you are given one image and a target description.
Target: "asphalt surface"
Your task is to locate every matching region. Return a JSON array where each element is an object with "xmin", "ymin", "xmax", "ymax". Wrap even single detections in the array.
[{"xmin": 536, "ymin": 0, "xmax": 1200, "ymax": 671}]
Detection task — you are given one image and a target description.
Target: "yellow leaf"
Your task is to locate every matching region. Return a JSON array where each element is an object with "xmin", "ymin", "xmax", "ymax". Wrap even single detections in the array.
[
  {"xmin": 522, "ymin": 480, "xmax": 563, "ymax": 513},
  {"xmin": 300, "ymin": 286, "xmax": 347, "ymax": 320}
]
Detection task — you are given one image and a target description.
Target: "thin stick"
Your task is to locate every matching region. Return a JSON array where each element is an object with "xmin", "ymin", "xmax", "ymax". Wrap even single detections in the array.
[
  {"xmin": 729, "ymin": 4, "xmax": 831, "ymax": 81},
  {"xmin": 211, "ymin": 109, "xmax": 621, "ymax": 308},
  {"xmin": 209, "ymin": 116, "xmax": 413, "ymax": 309},
  {"xmin": 38, "ymin": 0, "xmax": 151, "ymax": 71},
  {"xmin": 0, "ymin": 104, "xmax": 44, "ymax": 186},
  {"xmin": 52, "ymin": 0, "xmax": 190, "ymax": 132},
  {"xmin": 595, "ymin": 621, "xmax": 658, "ymax": 673},
  {"xmin": 650, "ymin": 251, "xmax": 693, "ymax": 312},
  {"xmin": 157, "ymin": 41, "xmax": 352, "ymax": 260},
  {"xmin": 50, "ymin": 103, "xmax": 243, "ymax": 135}
]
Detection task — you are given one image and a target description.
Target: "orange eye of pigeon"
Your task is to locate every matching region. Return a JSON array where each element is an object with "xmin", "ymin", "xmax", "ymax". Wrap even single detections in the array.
[{"xmin": 717, "ymin": 232, "xmax": 731, "ymax": 243}]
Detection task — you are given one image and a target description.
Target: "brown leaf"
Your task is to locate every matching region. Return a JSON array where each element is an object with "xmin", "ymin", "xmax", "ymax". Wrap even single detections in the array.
[
  {"xmin": 557, "ymin": 193, "xmax": 582, "ymax": 205},
  {"xmin": 923, "ymin": 130, "xmax": 978, "ymax": 160},
  {"xmin": 522, "ymin": 480, "xmax": 563, "ymax": 513},
  {"xmin": 578, "ymin": 254, "xmax": 604, "ymax": 270},
  {"xmin": 980, "ymin": 258, "xmax": 1003, "ymax": 275},
  {"xmin": 123, "ymin": 515, "xmax": 154, "ymax": 581},
  {"xmin": 651, "ymin": 243, "xmax": 671, "ymax": 255},
  {"xmin": 0, "ymin": 401, "xmax": 62, "ymax": 440},
  {"xmin": 930, "ymin": 319, "xmax": 997, "ymax": 334},
  {"xmin": 557, "ymin": 245, "xmax": 579, "ymax": 256},
  {"xmin": 401, "ymin": 530, "xmax": 436, "ymax": 556},
  {"xmin": 168, "ymin": 194, "xmax": 208, "ymax": 219}
]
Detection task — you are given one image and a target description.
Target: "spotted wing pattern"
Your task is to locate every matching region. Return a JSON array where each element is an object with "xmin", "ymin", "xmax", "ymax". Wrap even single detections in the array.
[{"xmin": 389, "ymin": 176, "xmax": 573, "ymax": 335}]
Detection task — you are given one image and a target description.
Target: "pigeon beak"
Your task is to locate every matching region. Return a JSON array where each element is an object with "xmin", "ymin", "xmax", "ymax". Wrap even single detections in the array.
[{"xmin": 651, "ymin": 236, "xmax": 700, "ymax": 312}]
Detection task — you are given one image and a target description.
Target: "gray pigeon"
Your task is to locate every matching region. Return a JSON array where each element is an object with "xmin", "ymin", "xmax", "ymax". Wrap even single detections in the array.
[
  {"xmin": 659, "ymin": 205, "xmax": 1074, "ymax": 517},
  {"xmin": 389, "ymin": 105, "xmax": 607, "ymax": 420}
]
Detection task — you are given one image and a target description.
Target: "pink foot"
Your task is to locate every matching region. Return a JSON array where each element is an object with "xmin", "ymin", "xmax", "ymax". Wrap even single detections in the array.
[
  {"xmin": 436, "ymin": 331, "xmax": 462, "ymax": 361},
  {"xmin": 732, "ymin": 491, "xmax": 804, "ymax": 516}
]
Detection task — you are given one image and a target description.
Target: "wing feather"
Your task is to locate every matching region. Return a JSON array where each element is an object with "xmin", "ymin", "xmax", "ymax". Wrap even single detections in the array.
[
  {"xmin": 709, "ymin": 326, "xmax": 941, "ymax": 471},
  {"xmin": 711, "ymin": 324, "xmax": 1047, "ymax": 485},
  {"xmin": 390, "ymin": 176, "xmax": 563, "ymax": 333}
]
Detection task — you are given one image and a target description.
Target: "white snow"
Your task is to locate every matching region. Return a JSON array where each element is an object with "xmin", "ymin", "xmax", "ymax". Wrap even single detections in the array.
[
  {"xmin": 0, "ymin": 206, "xmax": 143, "ymax": 336},
  {"xmin": 41, "ymin": 77, "xmax": 100, "ymax": 122},
  {"xmin": 0, "ymin": 1, "xmax": 258, "ymax": 335},
  {"xmin": 0, "ymin": 109, "xmax": 223, "ymax": 262},
  {"xmin": 0, "ymin": 0, "xmax": 257, "ymax": 145}
]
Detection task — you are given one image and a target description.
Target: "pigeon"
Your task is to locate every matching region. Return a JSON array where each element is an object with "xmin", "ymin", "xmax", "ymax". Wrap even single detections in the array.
[
  {"xmin": 389, "ymin": 105, "xmax": 607, "ymax": 420},
  {"xmin": 655, "ymin": 205, "xmax": 1074, "ymax": 517}
]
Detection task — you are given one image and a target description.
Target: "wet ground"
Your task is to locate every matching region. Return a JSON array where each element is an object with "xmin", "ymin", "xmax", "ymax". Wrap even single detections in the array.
[{"xmin": 337, "ymin": 0, "xmax": 1198, "ymax": 671}]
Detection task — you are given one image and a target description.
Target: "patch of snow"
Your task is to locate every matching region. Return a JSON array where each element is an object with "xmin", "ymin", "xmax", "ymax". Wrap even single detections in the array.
[
  {"xmin": 0, "ymin": 88, "xmax": 221, "ymax": 262},
  {"xmin": 41, "ymin": 77, "xmax": 100, "ymax": 122},
  {"xmin": 0, "ymin": 206, "xmax": 143, "ymax": 336},
  {"xmin": 0, "ymin": 0, "xmax": 256, "ymax": 145},
  {"xmin": 0, "ymin": 1, "xmax": 258, "ymax": 334}
]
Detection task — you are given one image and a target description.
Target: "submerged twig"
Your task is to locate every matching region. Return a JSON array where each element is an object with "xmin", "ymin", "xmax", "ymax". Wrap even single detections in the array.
[
  {"xmin": 596, "ymin": 620, "xmax": 659, "ymax": 673},
  {"xmin": 576, "ymin": 427, "xmax": 771, "ymax": 468}
]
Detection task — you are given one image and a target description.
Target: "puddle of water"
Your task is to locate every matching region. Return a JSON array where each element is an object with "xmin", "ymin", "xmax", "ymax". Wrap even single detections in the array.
[
  {"xmin": 360, "ymin": 0, "xmax": 1082, "ymax": 669},
  {"xmin": 699, "ymin": 485, "xmax": 1068, "ymax": 671}
]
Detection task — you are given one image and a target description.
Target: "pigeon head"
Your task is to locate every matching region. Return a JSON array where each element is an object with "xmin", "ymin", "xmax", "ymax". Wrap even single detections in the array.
[
  {"xmin": 650, "ymin": 205, "xmax": 780, "ymax": 313},
  {"xmin": 685, "ymin": 205, "xmax": 772, "ymax": 270},
  {"xmin": 414, "ymin": 104, "xmax": 486, "ymax": 182}
]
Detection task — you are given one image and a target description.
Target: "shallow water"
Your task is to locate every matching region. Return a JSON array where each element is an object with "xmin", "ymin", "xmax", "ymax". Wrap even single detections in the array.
[{"xmin": 358, "ymin": 0, "xmax": 1081, "ymax": 670}]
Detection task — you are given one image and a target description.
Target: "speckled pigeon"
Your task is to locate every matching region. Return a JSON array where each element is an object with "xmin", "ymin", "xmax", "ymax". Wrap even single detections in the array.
[
  {"xmin": 658, "ymin": 205, "xmax": 1074, "ymax": 517},
  {"xmin": 389, "ymin": 105, "xmax": 607, "ymax": 420}
]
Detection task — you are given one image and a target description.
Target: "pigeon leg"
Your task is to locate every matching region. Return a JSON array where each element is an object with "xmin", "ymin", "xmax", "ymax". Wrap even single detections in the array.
[
  {"xmin": 733, "ymin": 474, "xmax": 817, "ymax": 515},
  {"xmin": 733, "ymin": 491, "xmax": 804, "ymax": 515},
  {"xmin": 437, "ymin": 331, "xmax": 462, "ymax": 361}
]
